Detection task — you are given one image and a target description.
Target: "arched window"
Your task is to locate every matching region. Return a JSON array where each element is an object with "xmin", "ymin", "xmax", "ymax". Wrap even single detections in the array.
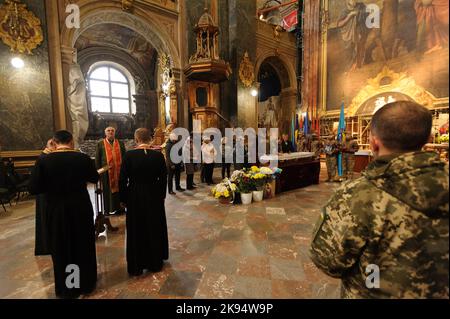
[{"xmin": 88, "ymin": 65, "xmax": 132, "ymax": 114}]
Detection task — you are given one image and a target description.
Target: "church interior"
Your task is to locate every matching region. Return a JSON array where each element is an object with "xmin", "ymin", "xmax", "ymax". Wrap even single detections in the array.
[{"xmin": 0, "ymin": 0, "xmax": 448, "ymax": 299}]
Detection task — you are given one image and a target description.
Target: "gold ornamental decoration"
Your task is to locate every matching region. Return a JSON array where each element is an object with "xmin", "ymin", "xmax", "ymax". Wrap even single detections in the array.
[
  {"xmin": 239, "ymin": 51, "xmax": 255, "ymax": 88},
  {"xmin": 121, "ymin": 0, "xmax": 134, "ymax": 12},
  {"xmin": 0, "ymin": 0, "xmax": 43, "ymax": 54},
  {"xmin": 348, "ymin": 66, "xmax": 437, "ymax": 116}
]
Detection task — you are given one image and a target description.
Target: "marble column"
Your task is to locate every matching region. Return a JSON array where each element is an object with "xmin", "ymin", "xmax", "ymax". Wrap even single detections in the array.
[
  {"xmin": 133, "ymin": 94, "xmax": 149, "ymax": 129},
  {"xmin": 233, "ymin": 0, "xmax": 257, "ymax": 129},
  {"xmin": 173, "ymin": 68, "xmax": 183, "ymax": 128},
  {"xmin": 302, "ymin": 0, "xmax": 321, "ymax": 127},
  {"xmin": 146, "ymin": 90, "xmax": 159, "ymax": 130},
  {"xmin": 45, "ymin": 0, "xmax": 66, "ymax": 130},
  {"xmin": 281, "ymin": 88, "xmax": 298, "ymax": 135},
  {"xmin": 61, "ymin": 45, "xmax": 77, "ymax": 132}
]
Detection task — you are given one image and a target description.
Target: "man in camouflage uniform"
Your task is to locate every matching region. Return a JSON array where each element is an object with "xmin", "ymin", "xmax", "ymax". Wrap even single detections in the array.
[
  {"xmin": 310, "ymin": 101, "xmax": 449, "ymax": 299},
  {"xmin": 343, "ymin": 135, "xmax": 360, "ymax": 180},
  {"xmin": 296, "ymin": 132, "xmax": 308, "ymax": 152},
  {"xmin": 323, "ymin": 135, "xmax": 339, "ymax": 182},
  {"xmin": 310, "ymin": 133, "xmax": 323, "ymax": 160}
]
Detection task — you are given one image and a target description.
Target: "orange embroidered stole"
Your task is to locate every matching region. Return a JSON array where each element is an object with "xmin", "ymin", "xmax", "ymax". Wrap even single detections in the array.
[{"xmin": 103, "ymin": 139, "xmax": 122, "ymax": 193}]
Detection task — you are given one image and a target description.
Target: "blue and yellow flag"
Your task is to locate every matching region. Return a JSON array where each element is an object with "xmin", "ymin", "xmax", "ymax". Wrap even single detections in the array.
[
  {"xmin": 303, "ymin": 111, "xmax": 309, "ymax": 135},
  {"xmin": 291, "ymin": 116, "xmax": 297, "ymax": 152},
  {"xmin": 337, "ymin": 102, "xmax": 346, "ymax": 177}
]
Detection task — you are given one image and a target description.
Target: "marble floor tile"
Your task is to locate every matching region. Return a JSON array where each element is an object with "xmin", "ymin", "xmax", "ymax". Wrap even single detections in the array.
[
  {"xmin": 233, "ymin": 276, "xmax": 272, "ymax": 299},
  {"xmin": 0, "ymin": 166, "xmax": 342, "ymax": 299},
  {"xmin": 159, "ymin": 271, "xmax": 203, "ymax": 298},
  {"xmin": 236, "ymin": 256, "xmax": 271, "ymax": 278},
  {"xmin": 270, "ymin": 258, "xmax": 305, "ymax": 281},
  {"xmin": 195, "ymin": 273, "xmax": 235, "ymax": 299},
  {"xmin": 206, "ymin": 253, "xmax": 238, "ymax": 275},
  {"xmin": 272, "ymin": 280, "xmax": 313, "ymax": 299}
]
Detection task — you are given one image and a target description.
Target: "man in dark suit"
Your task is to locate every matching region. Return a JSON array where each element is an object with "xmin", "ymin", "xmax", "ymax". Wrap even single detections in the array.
[
  {"xmin": 29, "ymin": 131, "xmax": 99, "ymax": 299},
  {"xmin": 119, "ymin": 128, "xmax": 169, "ymax": 276},
  {"xmin": 280, "ymin": 133, "xmax": 295, "ymax": 154}
]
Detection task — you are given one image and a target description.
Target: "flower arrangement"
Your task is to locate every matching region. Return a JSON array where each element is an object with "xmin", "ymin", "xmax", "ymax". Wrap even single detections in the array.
[
  {"xmin": 211, "ymin": 179, "xmax": 237, "ymax": 200},
  {"xmin": 250, "ymin": 172, "xmax": 269, "ymax": 190},
  {"xmin": 214, "ymin": 167, "xmax": 283, "ymax": 203},
  {"xmin": 230, "ymin": 170, "xmax": 244, "ymax": 183},
  {"xmin": 260, "ymin": 167, "xmax": 275, "ymax": 175},
  {"xmin": 238, "ymin": 173, "xmax": 254, "ymax": 194}
]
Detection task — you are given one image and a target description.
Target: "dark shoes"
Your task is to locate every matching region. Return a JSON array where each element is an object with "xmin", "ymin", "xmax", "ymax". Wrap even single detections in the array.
[
  {"xmin": 176, "ymin": 187, "xmax": 185, "ymax": 192},
  {"xmin": 169, "ymin": 191, "xmax": 176, "ymax": 195}
]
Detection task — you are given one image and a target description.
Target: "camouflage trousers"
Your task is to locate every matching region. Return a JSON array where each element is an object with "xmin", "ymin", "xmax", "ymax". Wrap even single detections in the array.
[
  {"xmin": 325, "ymin": 155, "xmax": 337, "ymax": 180},
  {"xmin": 343, "ymin": 153, "xmax": 356, "ymax": 179}
]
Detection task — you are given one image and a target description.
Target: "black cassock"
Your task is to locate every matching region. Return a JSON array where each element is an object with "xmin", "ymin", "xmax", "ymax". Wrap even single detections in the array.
[
  {"xmin": 33, "ymin": 152, "xmax": 51, "ymax": 256},
  {"xmin": 119, "ymin": 149, "xmax": 168, "ymax": 275},
  {"xmin": 29, "ymin": 151, "xmax": 99, "ymax": 298}
]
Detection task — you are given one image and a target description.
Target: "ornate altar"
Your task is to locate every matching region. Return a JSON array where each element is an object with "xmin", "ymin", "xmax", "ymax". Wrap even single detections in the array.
[{"xmin": 184, "ymin": 6, "xmax": 231, "ymax": 131}]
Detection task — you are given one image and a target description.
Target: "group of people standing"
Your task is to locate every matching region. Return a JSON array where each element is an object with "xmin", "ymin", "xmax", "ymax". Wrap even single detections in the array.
[
  {"xmin": 29, "ymin": 127, "xmax": 169, "ymax": 299},
  {"xmin": 165, "ymin": 134, "xmax": 253, "ymax": 194},
  {"xmin": 323, "ymin": 135, "xmax": 359, "ymax": 182},
  {"xmin": 282, "ymin": 131, "xmax": 360, "ymax": 182}
]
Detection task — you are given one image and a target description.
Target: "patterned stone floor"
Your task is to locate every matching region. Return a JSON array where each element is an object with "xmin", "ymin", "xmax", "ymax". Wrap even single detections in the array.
[{"xmin": 0, "ymin": 164, "xmax": 343, "ymax": 299}]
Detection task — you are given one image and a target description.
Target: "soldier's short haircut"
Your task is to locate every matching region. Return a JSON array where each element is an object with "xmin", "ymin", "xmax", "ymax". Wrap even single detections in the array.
[
  {"xmin": 135, "ymin": 128, "xmax": 151, "ymax": 143},
  {"xmin": 371, "ymin": 101, "xmax": 432, "ymax": 151},
  {"xmin": 53, "ymin": 130, "xmax": 73, "ymax": 145}
]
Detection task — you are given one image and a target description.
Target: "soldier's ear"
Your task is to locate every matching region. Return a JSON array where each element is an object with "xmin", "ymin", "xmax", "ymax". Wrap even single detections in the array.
[{"xmin": 369, "ymin": 134, "xmax": 380, "ymax": 155}]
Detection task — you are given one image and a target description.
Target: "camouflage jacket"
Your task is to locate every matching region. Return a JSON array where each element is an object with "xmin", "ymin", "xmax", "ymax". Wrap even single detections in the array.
[
  {"xmin": 344, "ymin": 140, "xmax": 360, "ymax": 154},
  {"xmin": 311, "ymin": 140, "xmax": 323, "ymax": 158},
  {"xmin": 323, "ymin": 139, "xmax": 340, "ymax": 156},
  {"xmin": 310, "ymin": 152, "xmax": 449, "ymax": 299}
]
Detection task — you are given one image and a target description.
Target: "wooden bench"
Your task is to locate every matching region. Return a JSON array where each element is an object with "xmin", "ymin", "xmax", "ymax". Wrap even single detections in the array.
[{"xmin": 0, "ymin": 151, "xmax": 41, "ymax": 174}]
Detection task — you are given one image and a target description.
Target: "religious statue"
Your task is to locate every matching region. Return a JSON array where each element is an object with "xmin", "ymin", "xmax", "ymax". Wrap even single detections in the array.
[
  {"xmin": 263, "ymin": 97, "xmax": 278, "ymax": 129},
  {"xmin": 67, "ymin": 63, "xmax": 89, "ymax": 148}
]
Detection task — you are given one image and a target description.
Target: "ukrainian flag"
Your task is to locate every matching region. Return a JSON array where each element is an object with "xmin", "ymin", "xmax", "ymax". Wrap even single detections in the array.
[{"xmin": 337, "ymin": 102, "xmax": 346, "ymax": 177}]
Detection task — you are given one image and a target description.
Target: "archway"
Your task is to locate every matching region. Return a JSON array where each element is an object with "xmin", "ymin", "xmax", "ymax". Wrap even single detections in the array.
[
  {"xmin": 256, "ymin": 55, "xmax": 296, "ymax": 135},
  {"xmin": 60, "ymin": 7, "xmax": 182, "ymax": 139},
  {"xmin": 62, "ymin": 9, "xmax": 180, "ymax": 70}
]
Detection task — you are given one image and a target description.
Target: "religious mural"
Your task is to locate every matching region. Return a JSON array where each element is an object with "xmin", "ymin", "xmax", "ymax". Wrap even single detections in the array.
[
  {"xmin": 0, "ymin": 0, "xmax": 53, "ymax": 151},
  {"xmin": 75, "ymin": 24, "xmax": 156, "ymax": 72},
  {"xmin": 325, "ymin": 0, "xmax": 449, "ymax": 111}
]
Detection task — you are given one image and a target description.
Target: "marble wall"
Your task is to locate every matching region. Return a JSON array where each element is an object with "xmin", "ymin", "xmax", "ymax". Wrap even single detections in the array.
[{"xmin": 0, "ymin": 0, "xmax": 54, "ymax": 151}]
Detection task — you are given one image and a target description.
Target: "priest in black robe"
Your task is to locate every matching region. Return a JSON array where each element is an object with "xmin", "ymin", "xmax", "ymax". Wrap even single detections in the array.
[
  {"xmin": 29, "ymin": 131, "xmax": 99, "ymax": 298},
  {"xmin": 119, "ymin": 128, "xmax": 169, "ymax": 276},
  {"xmin": 33, "ymin": 139, "xmax": 56, "ymax": 256}
]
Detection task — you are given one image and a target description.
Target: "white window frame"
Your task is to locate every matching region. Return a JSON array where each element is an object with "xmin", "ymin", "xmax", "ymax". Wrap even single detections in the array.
[{"xmin": 88, "ymin": 63, "xmax": 136, "ymax": 115}]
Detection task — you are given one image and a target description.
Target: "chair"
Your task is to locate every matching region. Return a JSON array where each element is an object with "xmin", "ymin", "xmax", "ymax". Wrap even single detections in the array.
[
  {"xmin": 0, "ymin": 159, "xmax": 13, "ymax": 211},
  {"xmin": 3, "ymin": 159, "xmax": 29, "ymax": 204}
]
